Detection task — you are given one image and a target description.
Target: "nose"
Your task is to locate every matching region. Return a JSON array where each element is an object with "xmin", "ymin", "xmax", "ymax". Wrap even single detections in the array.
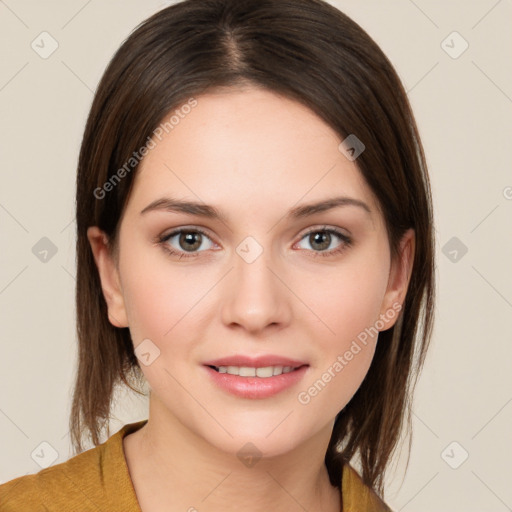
[{"xmin": 220, "ymin": 242, "xmax": 292, "ymax": 335}]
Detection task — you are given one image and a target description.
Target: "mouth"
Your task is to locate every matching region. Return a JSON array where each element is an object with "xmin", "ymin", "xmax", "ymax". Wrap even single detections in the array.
[{"xmin": 202, "ymin": 357, "xmax": 310, "ymax": 399}]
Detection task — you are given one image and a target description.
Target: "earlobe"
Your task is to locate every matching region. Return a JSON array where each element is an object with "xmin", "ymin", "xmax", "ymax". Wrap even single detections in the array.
[
  {"xmin": 378, "ymin": 228, "xmax": 415, "ymax": 331},
  {"xmin": 86, "ymin": 226, "xmax": 129, "ymax": 328}
]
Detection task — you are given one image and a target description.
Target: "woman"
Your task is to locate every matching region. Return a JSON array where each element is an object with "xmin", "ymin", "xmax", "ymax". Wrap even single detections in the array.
[{"xmin": 0, "ymin": 0, "xmax": 435, "ymax": 510}]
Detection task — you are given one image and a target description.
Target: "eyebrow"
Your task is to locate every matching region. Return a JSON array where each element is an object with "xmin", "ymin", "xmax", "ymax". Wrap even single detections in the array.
[{"xmin": 140, "ymin": 195, "xmax": 372, "ymax": 222}]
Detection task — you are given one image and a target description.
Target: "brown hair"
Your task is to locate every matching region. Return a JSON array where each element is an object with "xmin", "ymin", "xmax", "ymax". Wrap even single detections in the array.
[{"xmin": 71, "ymin": 0, "xmax": 435, "ymax": 499}]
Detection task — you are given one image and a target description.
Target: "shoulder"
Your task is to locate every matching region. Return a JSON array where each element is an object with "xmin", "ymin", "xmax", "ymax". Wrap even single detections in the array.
[
  {"xmin": 0, "ymin": 421, "xmax": 146, "ymax": 512},
  {"xmin": 0, "ymin": 451, "xmax": 103, "ymax": 511},
  {"xmin": 342, "ymin": 463, "xmax": 394, "ymax": 512}
]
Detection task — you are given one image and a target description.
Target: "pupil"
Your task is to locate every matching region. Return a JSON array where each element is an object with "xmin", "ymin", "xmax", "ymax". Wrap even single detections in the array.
[
  {"xmin": 312, "ymin": 231, "xmax": 329, "ymax": 250},
  {"xmin": 181, "ymin": 232, "xmax": 201, "ymax": 251}
]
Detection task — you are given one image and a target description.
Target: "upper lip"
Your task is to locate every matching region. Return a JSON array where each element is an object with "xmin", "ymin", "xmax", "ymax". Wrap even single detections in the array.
[{"xmin": 203, "ymin": 355, "xmax": 308, "ymax": 368}]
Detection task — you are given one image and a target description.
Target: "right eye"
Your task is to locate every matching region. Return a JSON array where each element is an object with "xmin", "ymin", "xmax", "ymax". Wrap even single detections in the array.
[{"xmin": 158, "ymin": 228, "xmax": 216, "ymax": 259}]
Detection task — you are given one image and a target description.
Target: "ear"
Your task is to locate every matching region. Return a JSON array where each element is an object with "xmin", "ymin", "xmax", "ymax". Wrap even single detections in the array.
[
  {"xmin": 378, "ymin": 228, "xmax": 415, "ymax": 331},
  {"xmin": 87, "ymin": 226, "xmax": 129, "ymax": 328}
]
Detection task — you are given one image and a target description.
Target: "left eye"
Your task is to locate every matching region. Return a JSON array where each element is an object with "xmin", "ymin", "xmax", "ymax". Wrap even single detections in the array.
[{"xmin": 295, "ymin": 228, "xmax": 351, "ymax": 255}]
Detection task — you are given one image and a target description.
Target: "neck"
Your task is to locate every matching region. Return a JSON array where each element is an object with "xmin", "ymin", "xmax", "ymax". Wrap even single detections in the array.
[{"xmin": 123, "ymin": 394, "xmax": 341, "ymax": 512}]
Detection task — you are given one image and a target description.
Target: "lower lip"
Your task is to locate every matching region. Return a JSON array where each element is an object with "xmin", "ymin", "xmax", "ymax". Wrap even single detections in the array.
[{"xmin": 203, "ymin": 365, "xmax": 309, "ymax": 399}]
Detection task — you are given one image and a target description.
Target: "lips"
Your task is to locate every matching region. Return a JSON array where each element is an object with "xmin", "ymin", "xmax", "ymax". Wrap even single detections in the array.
[{"xmin": 202, "ymin": 354, "xmax": 310, "ymax": 398}]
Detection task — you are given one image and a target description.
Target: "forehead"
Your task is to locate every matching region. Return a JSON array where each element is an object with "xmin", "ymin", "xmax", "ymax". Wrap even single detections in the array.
[{"xmin": 127, "ymin": 86, "xmax": 381, "ymax": 222}]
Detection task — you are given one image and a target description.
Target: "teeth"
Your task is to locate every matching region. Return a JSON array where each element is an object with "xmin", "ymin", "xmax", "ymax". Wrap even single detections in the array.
[
  {"xmin": 227, "ymin": 365, "xmax": 239, "ymax": 375},
  {"xmin": 239, "ymin": 366, "xmax": 254, "ymax": 377},
  {"xmin": 215, "ymin": 365, "xmax": 297, "ymax": 377},
  {"xmin": 272, "ymin": 366, "xmax": 283, "ymax": 376}
]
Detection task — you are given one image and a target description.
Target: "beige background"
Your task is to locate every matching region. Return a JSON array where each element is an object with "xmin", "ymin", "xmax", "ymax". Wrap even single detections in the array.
[{"xmin": 1, "ymin": 1, "xmax": 511, "ymax": 510}]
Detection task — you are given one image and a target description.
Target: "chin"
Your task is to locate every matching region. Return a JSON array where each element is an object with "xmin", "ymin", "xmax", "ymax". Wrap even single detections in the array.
[
  {"xmin": 214, "ymin": 434, "xmax": 303, "ymax": 462},
  {"xmin": 199, "ymin": 417, "xmax": 314, "ymax": 460}
]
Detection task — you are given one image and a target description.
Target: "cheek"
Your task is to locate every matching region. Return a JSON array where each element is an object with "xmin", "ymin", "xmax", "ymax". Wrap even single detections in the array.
[
  {"xmin": 118, "ymin": 244, "xmax": 207, "ymax": 346},
  {"xmin": 303, "ymin": 249, "xmax": 390, "ymax": 351},
  {"xmin": 294, "ymin": 247, "xmax": 390, "ymax": 412}
]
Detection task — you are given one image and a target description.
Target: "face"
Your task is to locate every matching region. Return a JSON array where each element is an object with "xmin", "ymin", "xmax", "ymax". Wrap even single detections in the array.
[{"xmin": 88, "ymin": 85, "xmax": 413, "ymax": 458}]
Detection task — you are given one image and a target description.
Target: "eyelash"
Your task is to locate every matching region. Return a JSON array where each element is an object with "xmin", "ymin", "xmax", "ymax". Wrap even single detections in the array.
[{"xmin": 157, "ymin": 225, "xmax": 352, "ymax": 260}]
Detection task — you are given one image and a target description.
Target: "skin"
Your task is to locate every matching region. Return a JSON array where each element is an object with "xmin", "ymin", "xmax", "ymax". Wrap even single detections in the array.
[{"xmin": 88, "ymin": 85, "xmax": 414, "ymax": 512}]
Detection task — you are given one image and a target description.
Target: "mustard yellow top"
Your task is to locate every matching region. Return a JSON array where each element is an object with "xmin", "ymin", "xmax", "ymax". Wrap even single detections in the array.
[{"xmin": 0, "ymin": 420, "xmax": 392, "ymax": 511}]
